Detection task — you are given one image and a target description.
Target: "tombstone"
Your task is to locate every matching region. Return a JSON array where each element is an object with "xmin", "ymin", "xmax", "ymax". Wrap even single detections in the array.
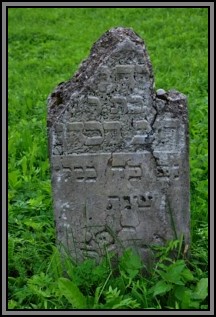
[{"xmin": 47, "ymin": 27, "xmax": 190, "ymax": 265}]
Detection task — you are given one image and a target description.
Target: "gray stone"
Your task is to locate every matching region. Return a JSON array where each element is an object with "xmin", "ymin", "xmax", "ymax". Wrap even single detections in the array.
[{"xmin": 47, "ymin": 27, "xmax": 190, "ymax": 264}]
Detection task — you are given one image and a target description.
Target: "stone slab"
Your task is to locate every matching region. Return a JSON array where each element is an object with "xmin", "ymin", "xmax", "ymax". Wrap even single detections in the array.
[{"xmin": 47, "ymin": 27, "xmax": 190, "ymax": 264}]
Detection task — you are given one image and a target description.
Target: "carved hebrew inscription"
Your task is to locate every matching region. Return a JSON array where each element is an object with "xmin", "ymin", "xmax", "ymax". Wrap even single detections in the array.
[
  {"xmin": 52, "ymin": 152, "xmax": 174, "ymax": 261},
  {"xmin": 48, "ymin": 27, "xmax": 190, "ymax": 264}
]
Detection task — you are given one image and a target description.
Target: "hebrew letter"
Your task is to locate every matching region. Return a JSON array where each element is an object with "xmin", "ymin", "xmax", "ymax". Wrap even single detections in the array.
[
  {"xmin": 153, "ymin": 118, "xmax": 180, "ymax": 151},
  {"xmin": 120, "ymin": 196, "xmax": 139, "ymax": 227},
  {"xmin": 85, "ymin": 166, "xmax": 97, "ymax": 182},
  {"xmin": 74, "ymin": 166, "xmax": 84, "ymax": 182},
  {"xmin": 104, "ymin": 121, "xmax": 122, "ymax": 144},
  {"xmin": 127, "ymin": 165, "xmax": 142, "ymax": 181},
  {"xmin": 131, "ymin": 120, "xmax": 151, "ymax": 144},
  {"xmin": 110, "ymin": 155, "xmax": 125, "ymax": 178},
  {"xmin": 135, "ymin": 193, "xmax": 153, "ymax": 208},
  {"xmin": 134, "ymin": 65, "xmax": 150, "ymax": 83},
  {"xmin": 122, "ymin": 196, "xmax": 132, "ymax": 210},
  {"xmin": 67, "ymin": 122, "xmax": 84, "ymax": 132},
  {"xmin": 97, "ymin": 66, "xmax": 112, "ymax": 93},
  {"xmin": 156, "ymin": 166, "xmax": 170, "ymax": 177},
  {"xmin": 111, "ymin": 96, "xmax": 127, "ymax": 114},
  {"xmin": 106, "ymin": 196, "xmax": 120, "ymax": 212},
  {"xmin": 87, "ymin": 96, "xmax": 102, "ymax": 116},
  {"xmin": 127, "ymin": 95, "xmax": 146, "ymax": 114},
  {"xmin": 115, "ymin": 65, "xmax": 135, "ymax": 89},
  {"xmin": 84, "ymin": 121, "xmax": 104, "ymax": 145},
  {"xmin": 66, "ymin": 122, "xmax": 85, "ymax": 150},
  {"xmin": 134, "ymin": 64, "xmax": 148, "ymax": 75}
]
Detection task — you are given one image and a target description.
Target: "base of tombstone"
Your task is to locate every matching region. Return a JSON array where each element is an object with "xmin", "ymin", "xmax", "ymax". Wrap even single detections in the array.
[{"xmin": 56, "ymin": 236, "xmax": 190, "ymax": 278}]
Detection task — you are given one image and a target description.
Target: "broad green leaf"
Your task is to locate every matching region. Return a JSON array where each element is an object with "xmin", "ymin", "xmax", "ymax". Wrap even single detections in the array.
[
  {"xmin": 125, "ymin": 269, "xmax": 139, "ymax": 281},
  {"xmin": 179, "ymin": 289, "xmax": 193, "ymax": 309},
  {"xmin": 181, "ymin": 268, "xmax": 194, "ymax": 282},
  {"xmin": 152, "ymin": 280, "xmax": 172, "ymax": 296},
  {"xmin": 58, "ymin": 277, "xmax": 87, "ymax": 308},
  {"xmin": 119, "ymin": 249, "xmax": 143, "ymax": 280},
  {"xmin": 159, "ymin": 261, "xmax": 186, "ymax": 285},
  {"xmin": 174, "ymin": 285, "xmax": 188, "ymax": 301},
  {"xmin": 192, "ymin": 278, "xmax": 208, "ymax": 300}
]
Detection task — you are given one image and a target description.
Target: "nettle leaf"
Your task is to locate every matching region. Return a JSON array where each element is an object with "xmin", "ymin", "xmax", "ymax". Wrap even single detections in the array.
[
  {"xmin": 152, "ymin": 280, "xmax": 173, "ymax": 297},
  {"xmin": 177, "ymin": 287, "xmax": 202, "ymax": 309},
  {"xmin": 58, "ymin": 277, "xmax": 87, "ymax": 309},
  {"xmin": 192, "ymin": 278, "xmax": 208, "ymax": 300},
  {"xmin": 125, "ymin": 269, "xmax": 139, "ymax": 281},
  {"xmin": 177, "ymin": 288, "xmax": 193, "ymax": 309},
  {"xmin": 181, "ymin": 268, "xmax": 194, "ymax": 282},
  {"xmin": 119, "ymin": 249, "xmax": 143, "ymax": 279},
  {"xmin": 158, "ymin": 260, "xmax": 186, "ymax": 285},
  {"xmin": 174, "ymin": 285, "xmax": 189, "ymax": 301}
]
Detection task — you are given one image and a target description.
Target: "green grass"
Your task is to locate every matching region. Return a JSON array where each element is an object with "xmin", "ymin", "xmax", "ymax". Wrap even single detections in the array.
[{"xmin": 8, "ymin": 8, "xmax": 208, "ymax": 310}]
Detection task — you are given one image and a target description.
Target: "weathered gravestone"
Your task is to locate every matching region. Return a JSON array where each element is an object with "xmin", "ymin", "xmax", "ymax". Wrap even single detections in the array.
[{"xmin": 47, "ymin": 27, "xmax": 190, "ymax": 265}]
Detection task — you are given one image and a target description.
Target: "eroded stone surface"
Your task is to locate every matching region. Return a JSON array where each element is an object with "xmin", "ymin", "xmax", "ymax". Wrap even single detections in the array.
[{"xmin": 47, "ymin": 27, "xmax": 190, "ymax": 264}]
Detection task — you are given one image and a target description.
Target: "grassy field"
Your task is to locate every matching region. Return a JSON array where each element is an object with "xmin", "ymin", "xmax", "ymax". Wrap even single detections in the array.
[{"xmin": 8, "ymin": 8, "xmax": 208, "ymax": 310}]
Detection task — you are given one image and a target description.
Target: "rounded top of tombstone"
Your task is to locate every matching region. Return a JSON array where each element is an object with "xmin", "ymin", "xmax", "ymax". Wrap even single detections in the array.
[
  {"xmin": 47, "ymin": 27, "xmax": 154, "ymax": 127},
  {"xmin": 100, "ymin": 26, "xmax": 145, "ymax": 44}
]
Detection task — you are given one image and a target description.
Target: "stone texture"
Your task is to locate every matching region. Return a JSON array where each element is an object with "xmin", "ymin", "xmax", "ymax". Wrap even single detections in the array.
[{"xmin": 47, "ymin": 27, "xmax": 190, "ymax": 264}]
